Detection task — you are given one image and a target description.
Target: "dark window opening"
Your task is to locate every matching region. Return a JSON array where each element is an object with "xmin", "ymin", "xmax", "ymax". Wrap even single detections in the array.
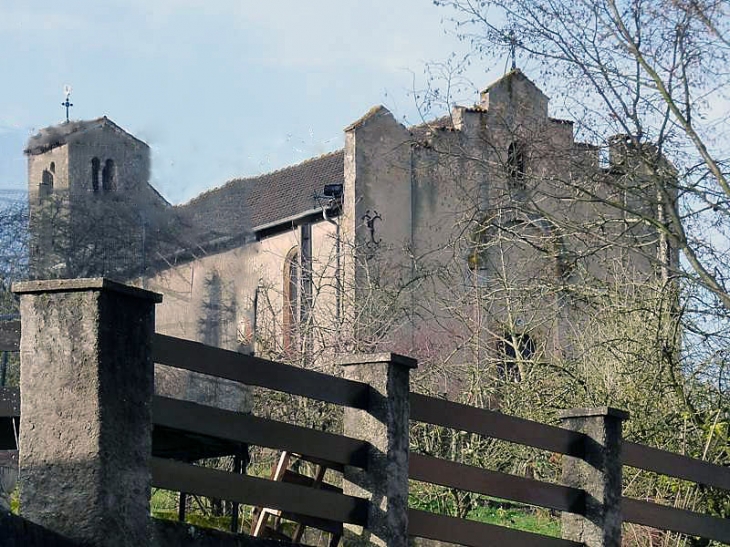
[
  {"xmin": 496, "ymin": 332, "xmax": 534, "ymax": 382},
  {"xmin": 91, "ymin": 158, "xmax": 100, "ymax": 193},
  {"xmin": 41, "ymin": 169, "xmax": 54, "ymax": 187},
  {"xmin": 49, "ymin": 162, "xmax": 55, "ymax": 173},
  {"xmin": 507, "ymin": 142, "xmax": 525, "ymax": 182},
  {"xmin": 40, "ymin": 169, "xmax": 54, "ymax": 201},
  {"xmin": 102, "ymin": 159, "xmax": 116, "ymax": 191}
]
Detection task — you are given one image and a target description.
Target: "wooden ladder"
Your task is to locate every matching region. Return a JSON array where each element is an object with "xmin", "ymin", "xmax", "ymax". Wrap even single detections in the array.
[{"xmin": 251, "ymin": 451, "xmax": 343, "ymax": 546}]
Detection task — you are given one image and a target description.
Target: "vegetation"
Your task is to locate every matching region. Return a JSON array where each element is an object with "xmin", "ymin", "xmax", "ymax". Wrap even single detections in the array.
[
  {"xmin": 407, "ymin": 0, "xmax": 730, "ymax": 540},
  {"xmin": 3, "ymin": 2, "xmax": 729, "ymax": 541}
]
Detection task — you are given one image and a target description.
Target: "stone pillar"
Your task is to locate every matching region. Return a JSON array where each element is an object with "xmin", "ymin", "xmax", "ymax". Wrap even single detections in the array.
[
  {"xmin": 559, "ymin": 407, "xmax": 629, "ymax": 547},
  {"xmin": 13, "ymin": 278, "xmax": 161, "ymax": 547},
  {"xmin": 339, "ymin": 353, "xmax": 416, "ymax": 547}
]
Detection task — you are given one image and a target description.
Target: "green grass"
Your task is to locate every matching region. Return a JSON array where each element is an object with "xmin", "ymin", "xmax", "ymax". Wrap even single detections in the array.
[
  {"xmin": 9, "ymin": 487, "xmax": 19, "ymax": 514},
  {"xmin": 153, "ymin": 509, "xmax": 237, "ymax": 531},
  {"xmin": 468, "ymin": 504, "xmax": 560, "ymax": 537},
  {"xmin": 409, "ymin": 486, "xmax": 561, "ymax": 539},
  {"xmin": 150, "ymin": 488, "xmax": 253, "ymax": 534}
]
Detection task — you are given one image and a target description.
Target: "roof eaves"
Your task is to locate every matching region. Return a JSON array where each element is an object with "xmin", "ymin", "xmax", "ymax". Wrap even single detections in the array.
[
  {"xmin": 253, "ymin": 206, "xmax": 326, "ymax": 233},
  {"xmin": 549, "ymin": 117, "xmax": 574, "ymax": 125}
]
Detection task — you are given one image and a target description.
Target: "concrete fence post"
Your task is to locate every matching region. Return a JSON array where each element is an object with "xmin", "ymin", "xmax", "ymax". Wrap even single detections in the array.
[
  {"xmin": 559, "ymin": 407, "xmax": 629, "ymax": 547},
  {"xmin": 13, "ymin": 278, "xmax": 162, "ymax": 547},
  {"xmin": 338, "ymin": 352, "xmax": 417, "ymax": 547}
]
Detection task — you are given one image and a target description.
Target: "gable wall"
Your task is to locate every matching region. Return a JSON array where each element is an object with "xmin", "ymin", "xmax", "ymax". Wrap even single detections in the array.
[{"xmin": 339, "ymin": 76, "xmax": 663, "ymax": 392}]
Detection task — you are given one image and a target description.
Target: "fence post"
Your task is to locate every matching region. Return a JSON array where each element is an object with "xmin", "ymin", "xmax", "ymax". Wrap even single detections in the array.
[
  {"xmin": 13, "ymin": 278, "xmax": 161, "ymax": 547},
  {"xmin": 559, "ymin": 407, "xmax": 629, "ymax": 547},
  {"xmin": 339, "ymin": 352, "xmax": 417, "ymax": 547}
]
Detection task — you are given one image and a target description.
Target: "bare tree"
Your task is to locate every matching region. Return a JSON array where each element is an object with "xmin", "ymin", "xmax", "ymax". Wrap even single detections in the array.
[
  {"xmin": 399, "ymin": 0, "xmax": 730, "ymax": 530},
  {"xmin": 433, "ymin": 0, "xmax": 730, "ymax": 312},
  {"xmin": 0, "ymin": 192, "xmax": 28, "ymax": 315}
]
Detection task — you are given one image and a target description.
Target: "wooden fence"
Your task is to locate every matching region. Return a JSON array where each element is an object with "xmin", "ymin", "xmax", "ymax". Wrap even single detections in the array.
[
  {"xmin": 151, "ymin": 333, "xmax": 371, "ymax": 535},
  {"xmin": 1, "ymin": 306, "xmax": 729, "ymax": 546},
  {"xmin": 407, "ymin": 393, "xmax": 730, "ymax": 546}
]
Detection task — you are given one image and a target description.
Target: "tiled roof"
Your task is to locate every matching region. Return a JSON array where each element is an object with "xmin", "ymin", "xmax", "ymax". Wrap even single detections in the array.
[
  {"xmin": 176, "ymin": 150, "xmax": 344, "ymax": 241},
  {"xmin": 408, "ymin": 115, "xmax": 454, "ymax": 142},
  {"xmin": 549, "ymin": 117, "xmax": 574, "ymax": 125}
]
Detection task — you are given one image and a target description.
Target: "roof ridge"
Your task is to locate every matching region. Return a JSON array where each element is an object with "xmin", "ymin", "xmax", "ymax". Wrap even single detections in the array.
[
  {"xmin": 344, "ymin": 105, "xmax": 391, "ymax": 132},
  {"xmin": 25, "ymin": 116, "xmax": 148, "ymax": 155},
  {"xmin": 481, "ymin": 68, "xmax": 524, "ymax": 92}
]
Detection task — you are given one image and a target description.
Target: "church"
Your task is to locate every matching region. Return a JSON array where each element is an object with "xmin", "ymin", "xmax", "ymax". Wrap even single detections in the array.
[{"xmin": 24, "ymin": 70, "xmax": 668, "ymax": 405}]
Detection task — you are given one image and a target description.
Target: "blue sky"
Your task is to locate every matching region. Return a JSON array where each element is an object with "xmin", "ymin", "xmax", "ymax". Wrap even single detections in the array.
[{"xmin": 0, "ymin": 0, "xmax": 508, "ymax": 204}]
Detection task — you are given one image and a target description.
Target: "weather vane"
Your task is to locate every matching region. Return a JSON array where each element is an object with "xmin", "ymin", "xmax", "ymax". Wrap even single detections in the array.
[{"xmin": 61, "ymin": 85, "xmax": 73, "ymax": 122}]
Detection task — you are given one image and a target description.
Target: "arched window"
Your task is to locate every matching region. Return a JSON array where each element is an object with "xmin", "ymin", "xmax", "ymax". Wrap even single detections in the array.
[
  {"xmin": 40, "ymin": 169, "xmax": 54, "ymax": 200},
  {"xmin": 283, "ymin": 247, "xmax": 300, "ymax": 351},
  {"xmin": 91, "ymin": 158, "xmax": 100, "ymax": 193},
  {"xmin": 507, "ymin": 142, "xmax": 525, "ymax": 182},
  {"xmin": 49, "ymin": 162, "xmax": 55, "ymax": 173},
  {"xmin": 496, "ymin": 332, "xmax": 534, "ymax": 382},
  {"xmin": 102, "ymin": 159, "xmax": 116, "ymax": 191}
]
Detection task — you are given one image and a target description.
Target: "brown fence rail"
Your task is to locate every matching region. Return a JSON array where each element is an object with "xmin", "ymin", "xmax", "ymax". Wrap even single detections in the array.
[
  {"xmin": 151, "ymin": 333, "xmax": 375, "ymax": 540},
  {"xmin": 410, "ymin": 392, "xmax": 585, "ymax": 457},
  {"xmin": 409, "ymin": 392, "xmax": 587, "ymax": 545},
  {"xmin": 153, "ymin": 333, "xmax": 370, "ymax": 409},
  {"xmin": 620, "ymin": 441, "xmax": 730, "ymax": 543},
  {"xmin": 0, "ymin": 320, "xmax": 19, "ymax": 352},
  {"xmin": 150, "ymin": 457, "xmax": 368, "ymax": 527},
  {"xmin": 409, "ymin": 392, "xmax": 730, "ymax": 546},
  {"xmin": 623, "ymin": 441, "xmax": 730, "ymax": 491},
  {"xmin": 152, "ymin": 395, "xmax": 369, "ymax": 469},
  {"xmin": 408, "ymin": 509, "xmax": 582, "ymax": 547},
  {"xmin": 623, "ymin": 497, "xmax": 730, "ymax": 543},
  {"xmin": 6, "ymin": 318, "xmax": 730, "ymax": 545},
  {"xmin": 409, "ymin": 453, "xmax": 584, "ymax": 514}
]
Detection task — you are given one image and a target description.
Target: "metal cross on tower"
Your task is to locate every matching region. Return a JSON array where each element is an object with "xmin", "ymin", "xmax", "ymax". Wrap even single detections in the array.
[
  {"xmin": 61, "ymin": 85, "xmax": 73, "ymax": 122},
  {"xmin": 509, "ymin": 30, "xmax": 517, "ymax": 70}
]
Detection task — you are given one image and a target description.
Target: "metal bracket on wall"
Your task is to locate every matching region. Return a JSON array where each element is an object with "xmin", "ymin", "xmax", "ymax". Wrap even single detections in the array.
[{"xmin": 362, "ymin": 210, "xmax": 382, "ymax": 246}]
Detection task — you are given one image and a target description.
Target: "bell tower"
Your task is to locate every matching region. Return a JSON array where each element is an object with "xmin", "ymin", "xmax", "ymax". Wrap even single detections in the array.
[{"xmin": 25, "ymin": 117, "xmax": 152, "ymax": 278}]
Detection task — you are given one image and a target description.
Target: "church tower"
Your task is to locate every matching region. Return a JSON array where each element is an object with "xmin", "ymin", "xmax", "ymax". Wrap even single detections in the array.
[{"xmin": 25, "ymin": 117, "xmax": 154, "ymax": 278}]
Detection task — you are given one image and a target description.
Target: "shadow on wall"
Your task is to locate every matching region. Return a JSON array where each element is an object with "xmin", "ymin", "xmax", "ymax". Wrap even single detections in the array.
[
  {"xmin": 186, "ymin": 271, "xmax": 248, "ymax": 412},
  {"xmin": 197, "ymin": 270, "xmax": 237, "ymax": 348}
]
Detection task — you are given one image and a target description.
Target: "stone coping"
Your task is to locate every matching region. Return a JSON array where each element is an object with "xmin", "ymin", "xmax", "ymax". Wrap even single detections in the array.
[
  {"xmin": 558, "ymin": 407, "xmax": 630, "ymax": 421},
  {"xmin": 337, "ymin": 352, "xmax": 417, "ymax": 369},
  {"xmin": 12, "ymin": 278, "xmax": 162, "ymax": 303}
]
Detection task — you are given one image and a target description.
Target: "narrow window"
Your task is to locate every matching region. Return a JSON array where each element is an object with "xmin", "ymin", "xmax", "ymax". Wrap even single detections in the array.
[
  {"xmin": 507, "ymin": 142, "xmax": 525, "ymax": 181},
  {"xmin": 41, "ymin": 169, "xmax": 54, "ymax": 187},
  {"xmin": 102, "ymin": 159, "xmax": 116, "ymax": 191},
  {"xmin": 283, "ymin": 247, "xmax": 300, "ymax": 352},
  {"xmin": 496, "ymin": 332, "xmax": 534, "ymax": 382},
  {"xmin": 91, "ymin": 158, "xmax": 100, "ymax": 193},
  {"xmin": 40, "ymin": 169, "xmax": 54, "ymax": 201},
  {"xmin": 49, "ymin": 162, "xmax": 55, "ymax": 173}
]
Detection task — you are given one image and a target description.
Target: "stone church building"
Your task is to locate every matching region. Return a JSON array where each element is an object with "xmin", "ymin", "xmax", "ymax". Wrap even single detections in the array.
[{"xmin": 24, "ymin": 70, "xmax": 666, "ymax": 404}]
